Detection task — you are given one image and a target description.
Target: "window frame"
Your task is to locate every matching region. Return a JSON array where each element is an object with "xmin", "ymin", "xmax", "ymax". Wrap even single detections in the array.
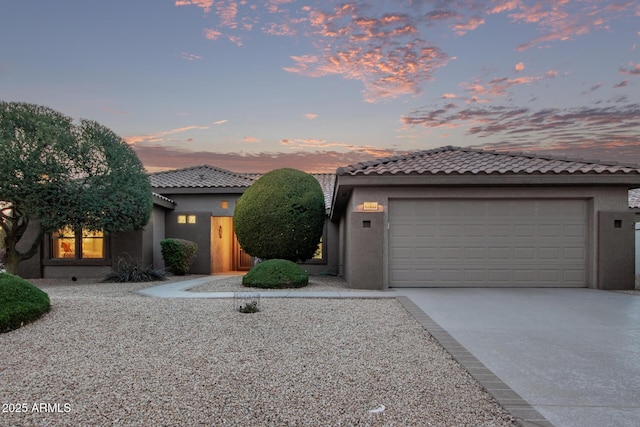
[{"xmin": 44, "ymin": 227, "xmax": 111, "ymax": 266}]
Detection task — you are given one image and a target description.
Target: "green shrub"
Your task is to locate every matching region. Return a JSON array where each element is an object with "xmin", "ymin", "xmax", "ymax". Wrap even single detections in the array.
[
  {"xmin": 160, "ymin": 238, "xmax": 197, "ymax": 275},
  {"xmin": 234, "ymin": 168, "xmax": 325, "ymax": 262},
  {"xmin": 0, "ymin": 273, "xmax": 50, "ymax": 333},
  {"xmin": 242, "ymin": 259, "xmax": 309, "ymax": 289},
  {"xmin": 103, "ymin": 256, "xmax": 167, "ymax": 282}
]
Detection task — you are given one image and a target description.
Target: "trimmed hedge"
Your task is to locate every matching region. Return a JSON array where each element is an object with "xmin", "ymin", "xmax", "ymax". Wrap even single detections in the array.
[
  {"xmin": 233, "ymin": 168, "xmax": 325, "ymax": 262},
  {"xmin": 242, "ymin": 259, "xmax": 309, "ymax": 289},
  {"xmin": 0, "ymin": 273, "xmax": 51, "ymax": 333},
  {"xmin": 160, "ymin": 238, "xmax": 197, "ymax": 275}
]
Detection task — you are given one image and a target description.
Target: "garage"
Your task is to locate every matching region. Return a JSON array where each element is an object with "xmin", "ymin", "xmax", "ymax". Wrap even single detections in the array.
[{"xmin": 389, "ymin": 198, "xmax": 588, "ymax": 287}]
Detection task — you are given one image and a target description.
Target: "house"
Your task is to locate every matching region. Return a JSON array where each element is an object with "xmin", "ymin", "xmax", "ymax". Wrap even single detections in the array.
[
  {"xmin": 147, "ymin": 166, "xmax": 338, "ymax": 276},
  {"xmin": 629, "ymin": 189, "xmax": 640, "ymax": 278},
  {"xmin": 331, "ymin": 146, "xmax": 640, "ymax": 290},
  {"xmin": 14, "ymin": 146, "xmax": 640, "ymax": 290}
]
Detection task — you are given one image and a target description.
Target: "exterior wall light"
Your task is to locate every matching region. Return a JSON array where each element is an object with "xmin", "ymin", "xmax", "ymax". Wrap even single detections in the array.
[{"xmin": 363, "ymin": 202, "xmax": 379, "ymax": 211}]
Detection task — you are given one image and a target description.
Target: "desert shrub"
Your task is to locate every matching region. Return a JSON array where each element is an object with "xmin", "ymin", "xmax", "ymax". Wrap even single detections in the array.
[
  {"xmin": 160, "ymin": 238, "xmax": 197, "ymax": 275},
  {"xmin": 0, "ymin": 273, "xmax": 50, "ymax": 333},
  {"xmin": 234, "ymin": 168, "xmax": 325, "ymax": 262},
  {"xmin": 103, "ymin": 256, "xmax": 167, "ymax": 282},
  {"xmin": 242, "ymin": 259, "xmax": 309, "ymax": 289}
]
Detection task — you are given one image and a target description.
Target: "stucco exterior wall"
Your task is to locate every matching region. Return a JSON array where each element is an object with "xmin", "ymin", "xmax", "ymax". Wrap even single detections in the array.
[
  {"xmin": 152, "ymin": 206, "xmax": 166, "ymax": 270},
  {"xmin": 161, "ymin": 193, "xmax": 242, "ymax": 274},
  {"xmin": 300, "ymin": 220, "xmax": 340, "ymax": 276},
  {"xmin": 339, "ymin": 185, "xmax": 634, "ymax": 290}
]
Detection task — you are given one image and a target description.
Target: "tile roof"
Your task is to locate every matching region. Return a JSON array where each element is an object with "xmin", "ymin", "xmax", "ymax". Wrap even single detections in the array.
[
  {"xmin": 152, "ymin": 192, "xmax": 175, "ymax": 205},
  {"xmin": 336, "ymin": 146, "xmax": 640, "ymax": 176},
  {"xmin": 150, "ymin": 165, "xmax": 256, "ymax": 188},
  {"xmin": 312, "ymin": 173, "xmax": 337, "ymax": 211},
  {"xmin": 149, "ymin": 166, "xmax": 335, "ymax": 210}
]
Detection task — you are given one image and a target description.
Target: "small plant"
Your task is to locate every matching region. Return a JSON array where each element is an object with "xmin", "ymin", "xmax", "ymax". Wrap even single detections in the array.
[
  {"xmin": 234, "ymin": 292, "xmax": 261, "ymax": 313},
  {"xmin": 0, "ymin": 273, "xmax": 50, "ymax": 333},
  {"xmin": 242, "ymin": 259, "xmax": 309, "ymax": 289},
  {"xmin": 103, "ymin": 256, "xmax": 167, "ymax": 283},
  {"xmin": 238, "ymin": 300, "xmax": 260, "ymax": 313},
  {"xmin": 160, "ymin": 238, "xmax": 198, "ymax": 275}
]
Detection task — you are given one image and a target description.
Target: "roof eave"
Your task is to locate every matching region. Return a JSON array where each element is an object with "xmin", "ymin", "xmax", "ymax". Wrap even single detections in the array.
[
  {"xmin": 330, "ymin": 172, "xmax": 640, "ymax": 220},
  {"xmin": 152, "ymin": 186, "xmax": 250, "ymax": 195}
]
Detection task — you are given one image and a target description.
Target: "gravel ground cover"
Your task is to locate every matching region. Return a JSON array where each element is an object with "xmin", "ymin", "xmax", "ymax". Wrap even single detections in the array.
[{"xmin": 1, "ymin": 278, "xmax": 516, "ymax": 426}]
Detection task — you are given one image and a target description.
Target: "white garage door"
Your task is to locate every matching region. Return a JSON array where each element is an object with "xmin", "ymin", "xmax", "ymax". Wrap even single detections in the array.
[{"xmin": 389, "ymin": 199, "xmax": 588, "ymax": 287}]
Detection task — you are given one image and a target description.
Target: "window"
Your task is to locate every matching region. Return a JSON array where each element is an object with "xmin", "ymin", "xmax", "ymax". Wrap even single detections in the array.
[
  {"xmin": 51, "ymin": 227, "xmax": 105, "ymax": 259},
  {"xmin": 178, "ymin": 214, "xmax": 196, "ymax": 224},
  {"xmin": 312, "ymin": 237, "xmax": 323, "ymax": 260}
]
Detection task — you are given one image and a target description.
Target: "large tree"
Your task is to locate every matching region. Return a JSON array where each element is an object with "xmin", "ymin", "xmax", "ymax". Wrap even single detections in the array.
[
  {"xmin": 233, "ymin": 168, "xmax": 325, "ymax": 262},
  {"xmin": 0, "ymin": 101, "xmax": 152, "ymax": 274}
]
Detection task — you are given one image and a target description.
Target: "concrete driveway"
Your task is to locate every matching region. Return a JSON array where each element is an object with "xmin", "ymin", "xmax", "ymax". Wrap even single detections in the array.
[{"xmin": 393, "ymin": 288, "xmax": 640, "ymax": 427}]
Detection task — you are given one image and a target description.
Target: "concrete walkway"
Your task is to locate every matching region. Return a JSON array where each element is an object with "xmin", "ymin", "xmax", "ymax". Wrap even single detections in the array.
[{"xmin": 138, "ymin": 278, "xmax": 640, "ymax": 427}]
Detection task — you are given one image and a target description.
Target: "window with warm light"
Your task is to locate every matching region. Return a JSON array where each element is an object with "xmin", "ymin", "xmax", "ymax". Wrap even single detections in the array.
[
  {"xmin": 220, "ymin": 201, "xmax": 229, "ymax": 209},
  {"xmin": 177, "ymin": 214, "xmax": 197, "ymax": 224},
  {"xmin": 312, "ymin": 237, "xmax": 323, "ymax": 260},
  {"xmin": 51, "ymin": 227, "xmax": 105, "ymax": 259}
]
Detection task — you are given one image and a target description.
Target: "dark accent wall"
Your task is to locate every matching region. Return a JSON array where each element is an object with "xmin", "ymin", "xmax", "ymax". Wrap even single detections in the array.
[
  {"xmin": 344, "ymin": 211, "xmax": 384, "ymax": 289},
  {"xmin": 598, "ymin": 211, "xmax": 635, "ymax": 290}
]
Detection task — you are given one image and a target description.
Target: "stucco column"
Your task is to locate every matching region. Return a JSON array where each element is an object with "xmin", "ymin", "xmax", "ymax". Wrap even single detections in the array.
[{"xmin": 345, "ymin": 211, "xmax": 384, "ymax": 290}]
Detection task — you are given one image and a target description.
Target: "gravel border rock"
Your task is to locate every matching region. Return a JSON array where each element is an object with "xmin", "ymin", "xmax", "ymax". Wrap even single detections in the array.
[{"xmin": 1, "ymin": 279, "xmax": 516, "ymax": 426}]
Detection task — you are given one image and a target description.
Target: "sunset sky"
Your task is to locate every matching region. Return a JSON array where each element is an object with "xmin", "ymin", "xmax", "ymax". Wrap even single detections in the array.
[{"xmin": 1, "ymin": 1, "xmax": 639, "ymax": 172}]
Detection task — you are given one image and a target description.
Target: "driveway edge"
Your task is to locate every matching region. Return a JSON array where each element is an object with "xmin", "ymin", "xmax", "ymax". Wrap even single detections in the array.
[{"xmin": 396, "ymin": 296, "xmax": 554, "ymax": 427}]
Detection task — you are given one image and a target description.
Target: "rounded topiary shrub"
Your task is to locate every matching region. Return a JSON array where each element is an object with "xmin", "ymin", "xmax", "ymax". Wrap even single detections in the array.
[
  {"xmin": 233, "ymin": 168, "xmax": 325, "ymax": 262},
  {"xmin": 242, "ymin": 259, "xmax": 309, "ymax": 289},
  {"xmin": 160, "ymin": 238, "xmax": 197, "ymax": 275},
  {"xmin": 0, "ymin": 273, "xmax": 51, "ymax": 333}
]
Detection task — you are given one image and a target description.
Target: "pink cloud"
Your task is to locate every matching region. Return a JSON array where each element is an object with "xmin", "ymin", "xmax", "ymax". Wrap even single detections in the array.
[
  {"xmin": 177, "ymin": 0, "xmax": 636, "ymax": 103},
  {"xmin": 453, "ymin": 15, "xmax": 485, "ymax": 36},
  {"xmin": 505, "ymin": 0, "xmax": 636, "ymax": 51},
  {"xmin": 203, "ymin": 28, "xmax": 221, "ymax": 40},
  {"xmin": 620, "ymin": 63, "xmax": 640, "ymax": 75},
  {"xmin": 134, "ymin": 145, "xmax": 403, "ymax": 173},
  {"xmin": 174, "ymin": 0, "xmax": 213, "ymax": 13},
  {"xmin": 243, "ymin": 136, "xmax": 261, "ymax": 143},
  {"xmin": 304, "ymin": 113, "xmax": 318, "ymax": 119},
  {"xmin": 124, "ymin": 125, "xmax": 209, "ymax": 145},
  {"xmin": 402, "ymin": 100, "xmax": 640, "ymax": 161}
]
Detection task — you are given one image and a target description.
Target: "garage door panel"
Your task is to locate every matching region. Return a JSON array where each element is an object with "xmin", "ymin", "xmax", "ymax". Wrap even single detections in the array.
[
  {"xmin": 514, "ymin": 225, "xmax": 537, "ymax": 238},
  {"xmin": 564, "ymin": 224, "xmax": 586, "ymax": 237},
  {"xmin": 464, "ymin": 248, "xmax": 486, "ymax": 260},
  {"xmin": 389, "ymin": 199, "xmax": 588, "ymax": 287},
  {"xmin": 539, "ymin": 247, "xmax": 560, "ymax": 259},
  {"xmin": 564, "ymin": 247, "xmax": 585, "ymax": 260},
  {"xmin": 514, "ymin": 247, "xmax": 535, "ymax": 259}
]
